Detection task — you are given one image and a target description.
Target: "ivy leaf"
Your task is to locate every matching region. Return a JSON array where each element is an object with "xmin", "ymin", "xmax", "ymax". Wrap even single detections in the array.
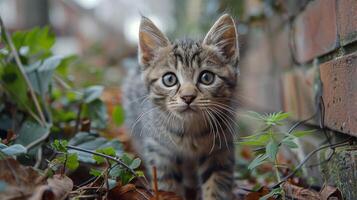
[
  {"xmin": 83, "ymin": 85, "xmax": 104, "ymax": 103},
  {"xmin": 0, "ymin": 64, "xmax": 32, "ymax": 110},
  {"xmin": 15, "ymin": 121, "xmax": 49, "ymax": 148},
  {"xmin": 26, "ymin": 56, "xmax": 62, "ymax": 96},
  {"xmin": 248, "ymin": 154, "xmax": 268, "ymax": 170},
  {"xmin": 0, "ymin": 144, "xmax": 27, "ymax": 156},
  {"xmin": 56, "ymin": 153, "xmax": 79, "ymax": 171},
  {"xmin": 51, "ymin": 139, "xmax": 68, "ymax": 153},
  {"xmin": 266, "ymin": 140, "xmax": 279, "ymax": 160},
  {"xmin": 93, "ymin": 147, "xmax": 116, "ymax": 164},
  {"xmin": 130, "ymin": 158, "xmax": 141, "ymax": 169}
]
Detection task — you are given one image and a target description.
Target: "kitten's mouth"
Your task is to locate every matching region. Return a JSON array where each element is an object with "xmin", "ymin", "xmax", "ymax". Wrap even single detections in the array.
[{"xmin": 178, "ymin": 105, "xmax": 197, "ymax": 113}]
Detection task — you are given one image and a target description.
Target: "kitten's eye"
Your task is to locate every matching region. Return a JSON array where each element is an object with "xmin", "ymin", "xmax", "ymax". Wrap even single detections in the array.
[
  {"xmin": 162, "ymin": 73, "xmax": 178, "ymax": 87},
  {"xmin": 199, "ymin": 71, "xmax": 215, "ymax": 85}
]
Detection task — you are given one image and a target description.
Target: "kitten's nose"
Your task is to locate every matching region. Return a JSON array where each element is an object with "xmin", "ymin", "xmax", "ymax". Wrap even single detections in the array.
[{"xmin": 181, "ymin": 95, "xmax": 196, "ymax": 105}]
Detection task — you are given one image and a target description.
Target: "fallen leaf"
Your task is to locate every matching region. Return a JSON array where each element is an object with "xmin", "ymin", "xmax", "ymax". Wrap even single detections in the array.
[
  {"xmin": 244, "ymin": 187, "xmax": 273, "ymax": 200},
  {"xmin": 282, "ymin": 182, "xmax": 320, "ymax": 200},
  {"xmin": 0, "ymin": 158, "xmax": 73, "ymax": 200},
  {"xmin": 320, "ymin": 184, "xmax": 342, "ymax": 200}
]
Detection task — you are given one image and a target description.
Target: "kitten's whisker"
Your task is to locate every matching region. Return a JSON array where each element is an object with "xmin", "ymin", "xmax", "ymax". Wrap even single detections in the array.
[
  {"xmin": 207, "ymin": 107, "xmax": 229, "ymax": 151},
  {"xmin": 208, "ymin": 104, "xmax": 240, "ymax": 131},
  {"xmin": 206, "ymin": 108, "xmax": 222, "ymax": 150},
  {"xmin": 202, "ymin": 109, "xmax": 216, "ymax": 154},
  {"xmin": 131, "ymin": 106, "xmax": 160, "ymax": 133}
]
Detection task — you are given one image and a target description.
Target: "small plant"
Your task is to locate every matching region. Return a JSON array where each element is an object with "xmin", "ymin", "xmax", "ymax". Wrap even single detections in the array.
[{"xmin": 239, "ymin": 111, "xmax": 314, "ymax": 199}]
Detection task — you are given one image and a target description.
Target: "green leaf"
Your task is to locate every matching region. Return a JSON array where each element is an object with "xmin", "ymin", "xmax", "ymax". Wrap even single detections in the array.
[
  {"xmin": 89, "ymin": 168, "xmax": 102, "ymax": 177},
  {"xmin": 136, "ymin": 170, "xmax": 145, "ymax": 177},
  {"xmin": 93, "ymin": 147, "xmax": 116, "ymax": 164},
  {"xmin": 238, "ymin": 134, "xmax": 270, "ymax": 146},
  {"xmin": 12, "ymin": 26, "xmax": 55, "ymax": 58},
  {"xmin": 266, "ymin": 140, "xmax": 279, "ymax": 160},
  {"xmin": 57, "ymin": 153, "xmax": 79, "ymax": 171},
  {"xmin": 112, "ymin": 105, "xmax": 125, "ymax": 126},
  {"xmin": 282, "ymin": 138, "xmax": 299, "ymax": 149},
  {"xmin": 248, "ymin": 154, "xmax": 268, "ymax": 170},
  {"xmin": 0, "ymin": 64, "xmax": 32, "ymax": 110},
  {"xmin": 51, "ymin": 139, "xmax": 68, "ymax": 153},
  {"xmin": 15, "ymin": 121, "xmax": 49, "ymax": 147},
  {"xmin": 83, "ymin": 85, "xmax": 104, "ymax": 103},
  {"xmin": 0, "ymin": 144, "xmax": 27, "ymax": 156},
  {"xmin": 83, "ymin": 99, "xmax": 108, "ymax": 129},
  {"xmin": 68, "ymin": 132, "xmax": 123, "ymax": 163},
  {"xmin": 130, "ymin": 158, "xmax": 141, "ymax": 169},
  {"xmin": 26, "ymin": 56, "xmax": 62, "ymax": 96},
  {"xmin": 291, "ymin": 129, "xmax": 315, "ymax": 138}
]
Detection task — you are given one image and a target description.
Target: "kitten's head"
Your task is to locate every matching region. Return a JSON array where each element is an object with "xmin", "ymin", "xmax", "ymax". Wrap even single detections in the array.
[{"xmin": 138, "ymin": 14, "xmax": 239, "ymax": 128}]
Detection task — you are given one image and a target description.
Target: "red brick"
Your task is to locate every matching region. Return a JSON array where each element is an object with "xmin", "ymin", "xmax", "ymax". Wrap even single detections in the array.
[
  {"xmin": 336, "ymin": 0, "xmax": 357, "ymax": 45},
  {"xmin": 239, "ymin": 30, "xmax": 282, "ymax": 112},
  {"xmin": 320, "ymin": 52, "xmax": 357, "ymax": 136},
  {"xmin": 293, "ymin": 0, "xmax": 338, "ymax": 63},
  {"xmin": 276, "ymin": 0, "xmax": 309, "ymax": 18},
  {"xmin": 273, "ymin": 25, "xmax": 293, "ymax": 69},
  {"xmin": 281, "ymin": 66, "xmax": 319, "ymax": 123}
]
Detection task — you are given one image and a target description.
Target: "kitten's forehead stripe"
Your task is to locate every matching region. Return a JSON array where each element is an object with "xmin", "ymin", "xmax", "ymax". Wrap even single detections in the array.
[{"xmin": 173, "ymin": 39, "xmax": 202, "ymax": 69}]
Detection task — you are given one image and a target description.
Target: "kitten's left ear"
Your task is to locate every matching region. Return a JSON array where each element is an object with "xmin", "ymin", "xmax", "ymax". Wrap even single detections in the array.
[{"xmin": 203, "ymin": 14, "xmax": 239, "ymax": 63}]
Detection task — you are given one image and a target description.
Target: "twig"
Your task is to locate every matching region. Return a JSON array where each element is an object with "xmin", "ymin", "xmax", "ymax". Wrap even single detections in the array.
[
  {"xmin": 0, "ymin": 16, "xmax": 46, "ymax": 126},
  {"xmin": 271, "ymin": 137, "xmax": 352, "ymax": 189},
  {"xmin": 67, "ymin": 145, "xmax": 137, "ymax": 177},
  {"xmin": 153, "ymin": 166, "xmax": 159, "ymax": 200}
]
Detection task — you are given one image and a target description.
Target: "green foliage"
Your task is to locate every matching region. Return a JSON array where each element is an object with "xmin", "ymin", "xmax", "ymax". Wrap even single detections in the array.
[
  {"xmin": 51, "ymin": 139, "xmax": 68, "ymax": 153},
  {"xmin": 0, "ymin": 25, "xmax": 141, "ymax": 188},
  {"xmin": 240, "ymin": 111, "xmax": 314, "ymax": 197},
  {"xmin": 112, "ymin": 105, "xmax": 125, "ymax": 126},
  {"xmin": 0, "ymin": 143, "xmax": 27, "ymax": 156}
]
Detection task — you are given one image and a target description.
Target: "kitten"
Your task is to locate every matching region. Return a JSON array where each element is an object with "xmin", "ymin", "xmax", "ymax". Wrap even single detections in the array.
[{"xmin": 123, "ymin": 14, "xmax": 239, "ymax": 200}]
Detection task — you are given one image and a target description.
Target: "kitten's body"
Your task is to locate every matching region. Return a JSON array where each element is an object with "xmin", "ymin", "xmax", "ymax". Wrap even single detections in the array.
[{"xmin": 123, "ymin": 15, "xmax": 239, "ymax": 200}]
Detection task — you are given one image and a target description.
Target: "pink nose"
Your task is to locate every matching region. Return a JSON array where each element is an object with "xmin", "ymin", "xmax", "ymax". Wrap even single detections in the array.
[{"xmin": 181, "ymin": 95, "xmax": 196, "ymax": 105}]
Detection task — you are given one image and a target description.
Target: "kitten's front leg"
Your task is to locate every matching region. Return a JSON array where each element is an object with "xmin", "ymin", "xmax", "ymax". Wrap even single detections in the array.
[
  {"xmin": 144, "ymin": 141, "xmax": 184, "ymax": 196},
  {"xmin": 199, "ymin": 147, "xmax": 235, "ymax": 200}
]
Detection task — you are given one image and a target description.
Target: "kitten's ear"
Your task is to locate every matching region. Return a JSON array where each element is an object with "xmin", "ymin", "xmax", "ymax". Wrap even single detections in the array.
[
  {"xmin": 203, "ymin": 14, "xmax": 239, "ymax": 62},
  {"xmin": 138, "ymin": 17, "xmax": 170, "ymax": 67}
]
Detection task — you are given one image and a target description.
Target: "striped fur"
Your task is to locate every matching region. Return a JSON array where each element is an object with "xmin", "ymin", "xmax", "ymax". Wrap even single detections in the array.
[{"xmin": 123, "ymin": 14, "xmax": 239, "ymax": 200}]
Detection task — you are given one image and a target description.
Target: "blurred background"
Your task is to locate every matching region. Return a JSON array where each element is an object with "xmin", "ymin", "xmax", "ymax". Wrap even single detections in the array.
[{"xmin": 1, "ymin": 0, "xmax": 356, "ymax": 197}]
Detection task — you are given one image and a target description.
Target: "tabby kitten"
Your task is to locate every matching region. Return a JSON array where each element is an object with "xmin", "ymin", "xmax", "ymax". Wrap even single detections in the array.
[{"xmin": 123, "ymin": 14, "xmax": 239, "ymax": 200}]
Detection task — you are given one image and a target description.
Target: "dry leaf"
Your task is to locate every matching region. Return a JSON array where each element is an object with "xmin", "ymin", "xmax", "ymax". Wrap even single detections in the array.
[
  {"xmin": 0, "ymin": 158, "xmax": 73, "ymax": 200},
  {"xmin": 320, "ymin": 184, "xmax": 342, "ymax": 200},
  {"xmin": 282, "ymin": 182, "xmax": 320, "ymax": 200},
  {"xmin": 244, "ymin": 186, "xmax": 274, "ymax": 200}
]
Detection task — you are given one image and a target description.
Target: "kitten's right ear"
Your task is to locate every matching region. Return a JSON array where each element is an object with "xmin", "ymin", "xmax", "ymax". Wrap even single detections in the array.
[{"xmin": 138, "ymin": 17, "xmax": 170, "ymax": 67}]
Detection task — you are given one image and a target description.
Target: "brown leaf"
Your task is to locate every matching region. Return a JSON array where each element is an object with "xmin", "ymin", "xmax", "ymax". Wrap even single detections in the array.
[
  {"xmin": 282, "ymin": 182, "xmax": 320, "ymax": 200},
  {"xmin": 108, "ymin": 184, "xmax": 153, "ymax": 200},
  {"xmin": 0, "ymin": 158, "xmax": 73, "ymax": 200},
  {"xmin": 320, "ymin": 184, "xmax": 342, "ymax": 200},
  {"xmin": 244, "ymin": 187, "xmax": 274, "ymax": 200}
]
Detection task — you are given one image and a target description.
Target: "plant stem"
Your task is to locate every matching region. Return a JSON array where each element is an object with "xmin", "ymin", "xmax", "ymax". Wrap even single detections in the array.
[
  {"xmin": 0, "ymin": 16, "xmax": 46, "ymax": 127},
  {"xmin": 67, "ymin": 145, "xmax": 137, "ymax": 177},
  {"xmin": 271, "ymin": 137, "xmax": 352, "ymax": 189}
]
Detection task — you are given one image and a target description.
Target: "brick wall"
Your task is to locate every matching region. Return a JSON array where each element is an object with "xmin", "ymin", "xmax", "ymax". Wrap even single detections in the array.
[{"xmin": 239, "ymin": 0, "xmax": 357, "ymax": 137}]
